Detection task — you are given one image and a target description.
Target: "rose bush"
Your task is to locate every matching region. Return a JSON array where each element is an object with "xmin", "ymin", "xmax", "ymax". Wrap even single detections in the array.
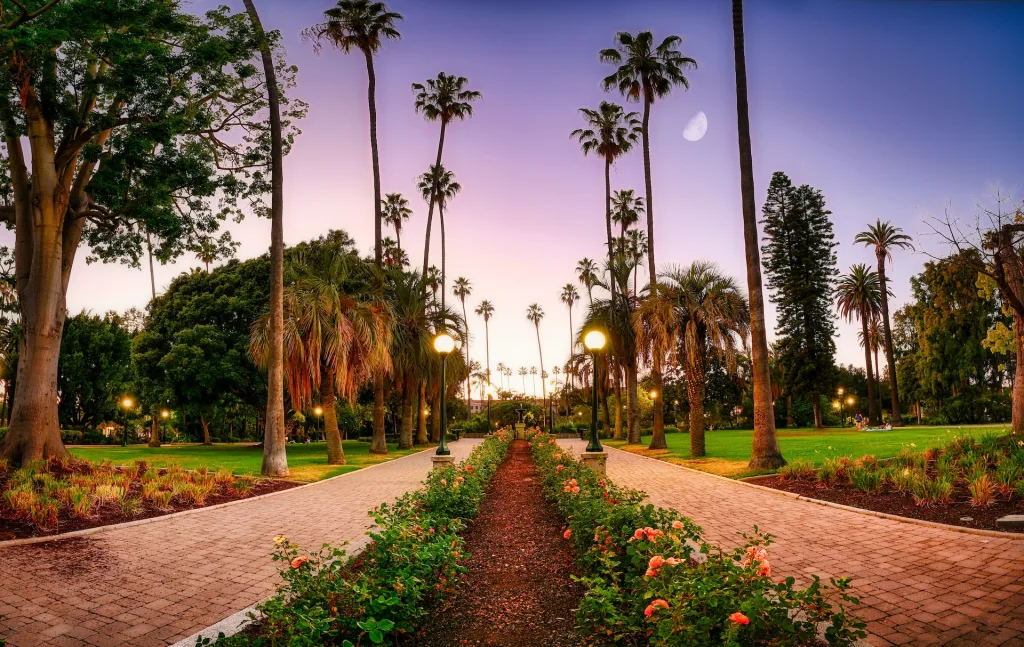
[
  {"xmin": 529, "ymin": 430, "xmax": 866, "ymax": 647},
  {"xmin": 205, "ymin": 429, "xmax": 513, "ymax": 647}
]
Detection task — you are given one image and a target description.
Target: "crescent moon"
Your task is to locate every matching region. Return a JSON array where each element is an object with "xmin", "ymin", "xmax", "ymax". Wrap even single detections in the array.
[{"xmin": 683, "ymin": 111, "xmax": 708, "ymax": 142}]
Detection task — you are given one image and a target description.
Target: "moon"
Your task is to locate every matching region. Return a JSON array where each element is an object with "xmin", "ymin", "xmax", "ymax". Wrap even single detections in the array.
[{"xmin": 683, "ymin": 111, "xmax": 708, "ymax": 142}]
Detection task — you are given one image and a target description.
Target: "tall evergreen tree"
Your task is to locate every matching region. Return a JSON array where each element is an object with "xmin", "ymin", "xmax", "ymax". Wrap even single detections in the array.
[{"xmin": 760, "ymin": 172, "xmax": 838, "ymax": 428}]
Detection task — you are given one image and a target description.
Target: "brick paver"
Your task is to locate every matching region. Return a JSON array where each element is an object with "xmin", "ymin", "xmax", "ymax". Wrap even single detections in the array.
[
  {"xmin": 559, "ymin": 440, "xmax": 1024, "ymax": 647},
  {"xmin": 0, "ymin": 441, "xmax": 480, "ymax": 647}
]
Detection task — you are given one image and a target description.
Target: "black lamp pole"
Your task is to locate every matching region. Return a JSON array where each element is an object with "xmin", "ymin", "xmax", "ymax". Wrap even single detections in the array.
[{"xmin": 587, "ymin": 348, "xmax": 602, "ymax": 452}]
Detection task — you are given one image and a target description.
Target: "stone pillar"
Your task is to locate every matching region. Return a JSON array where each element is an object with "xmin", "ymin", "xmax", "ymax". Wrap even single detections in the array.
[
  {"xmin": 514, "ymin": 423, "xmax": 526, "ymax": 440},
  {"xmin": 581, "ymin": 451, "xmax": 607, "ymax": 474},
  {"xmin": 431, "ymin": 455, "xmax": 456, "ymax": 471}
]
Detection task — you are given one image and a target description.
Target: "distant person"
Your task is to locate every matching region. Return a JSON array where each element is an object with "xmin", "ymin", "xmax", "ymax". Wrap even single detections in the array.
[{"xmin": 854, "ymin": 412, "xmax": 864, "ymax": 431}]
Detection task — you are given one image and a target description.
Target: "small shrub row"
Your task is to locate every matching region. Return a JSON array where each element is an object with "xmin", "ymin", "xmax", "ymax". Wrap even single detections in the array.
[
  {"xmin": 529, "ymin": 431, "xmax": 866, "ymax": 647},
  {"xmin": 206, "ymin": 429, "xmax": 514, "ymax": 647}
]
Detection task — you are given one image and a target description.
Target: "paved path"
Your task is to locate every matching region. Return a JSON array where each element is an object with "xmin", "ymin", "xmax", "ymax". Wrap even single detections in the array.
[
  {"xmin": 559, "ymin": 440, "xmax": 1024, "ymax": 647},
  {"xmin": 0, "ymin": 441, "xmax": 479, "ymax": 647}
]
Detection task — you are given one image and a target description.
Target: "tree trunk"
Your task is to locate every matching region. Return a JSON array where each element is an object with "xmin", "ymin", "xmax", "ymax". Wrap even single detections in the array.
[
  {"xmin": 146, "ymin": 230, "xmax": 157, "ymax": 302},
  {"xmin": 416, "ymin": 381, "xmax": 428, "ymax": 444},
  {"xmin": 399, "ymin": 373, "xmax": 415, "ymax": 450},
  {"xmin": 370, "ymin": 377, "xmax": 387, "ymax": 454},
  {"xmin": 200, "ymin": 412, "xmax": 212, "ymax": 446},
  {"xmin": 876, "ymin": 256, "xmax": 903, "ymax": 426},
  {"xmin": 687, "ymin": 377, "xmax": 706, "ymax": 458},
  {"xmin": 1014, "ymin": 315, "xmax": 1024, "ymax": 434},
  {"xmin": 421, "ymin": 120, "xmax": 447, "ymax": 282},
  {"xmin": 626, "ymin": 360, "xmax": 640, "ymax": 444},
  {"xmin": 786, "ymin": 394, "xmax": 795, "ymax": 428},
  {"xmin": 613, "ymin": 367, "xmax": 623, "ymax": 440},
  {"xmin": 243, "ymin": 0, "xmax": 289, "ymax": 477},
  {"xmin": 1, "ymin": 331, "xmax": 67, "ymax": 463},
  {"xmin": 321, "ymin": 367, "xmax": 345, "ymax": 465},
  {"xmin": 362, "ymin": 51, "xmax": 383, "ymax": 267},
  {"xmin": 430, "ymin": 388, "xmax": 441, "ymax": 443},
  {"xmin": 916, "ymin": 400, "xmax": 922, "ymax": 425},
  {"xmin": 639, "ymin": 94, "xmax": 666, "ymax": 450},
  {"xmin": 732, "ymin": 0, "xmax": 785, "ymax": 469},
  {"xmin": 535, "ymin": 324, "xmax": 546, "ymax": 427},
  {"xmin": 463, "ymin": 298, "xmax": 471, "ymax": 409},
  {"xmin": 603, "ymin": 160, "xmax": 616, "ymax": 304},
  {"xmin": 862, "ymin": 315, "xmax": 880, "ymax": 425},
  {"xmin": 873, "ymin": 345, "xmax": 882, "ymax": 419},
  {"xmin": 812, "ymin": 395, "xmax": 823, "ymax": 429},
  {"xmin": 148, "ymin": 414, "xmax": 160, "ymax": 448}
]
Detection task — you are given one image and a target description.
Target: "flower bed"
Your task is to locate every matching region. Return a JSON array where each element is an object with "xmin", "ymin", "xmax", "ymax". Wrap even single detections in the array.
[
  {"xmin": 0, "ymin": 455, "xmax": 293, "ymax": 540},
  {"xmin": 207, "ymin": 429, "xmax": 513, "ymax": 647},
  {"xmin": 529, "ymin": 431, "xmax": 866, "ymax": 647},
  {"xmin": 761, "ymin": 432, "xmax": 1024, "ymax": 532}
]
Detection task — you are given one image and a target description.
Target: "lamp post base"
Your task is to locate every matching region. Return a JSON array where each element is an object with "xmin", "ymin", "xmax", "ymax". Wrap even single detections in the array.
[
  {"xmin": 431, "ymin": 455, "xmax": 456, "ymax": 471},
  {"xmin": 581, "ymin": 451, "xmax": 607, "ymax": 474}
]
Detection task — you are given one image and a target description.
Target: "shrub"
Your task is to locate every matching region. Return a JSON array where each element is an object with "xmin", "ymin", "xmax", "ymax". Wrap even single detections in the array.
[
  {"xmin": 119, "ymin": 496, "xmax": 143, "ymax": 517},
  {"xmin": 94, "ymin": 484, "xmax": 125, "ymax": 504},
  {"xmin": 230, "ymin": 475, "xmax": 255, "ymax": 496},
  {"xmin": 779, "ymin": 459, "xmax": 815, "ymax": 480},
  {"xmin": 848, "ymin": 467, "xmax": 882, "ymax": 494},
  {"xmin": 995, "ymin": 460, "xmax": 1022, "ymax": 497},
  {"xmin": 911, "ymin": 477, "xmax": 953, "ymax": 506},
  {"xmin": 968, "ymin": 473, "xmax": 996, "ymax": 507}
]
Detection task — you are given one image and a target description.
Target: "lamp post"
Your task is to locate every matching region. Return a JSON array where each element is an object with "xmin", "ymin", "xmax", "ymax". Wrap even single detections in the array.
[
  {"xmin": 160, "ymin": 409, "xmax": 170, "ymax": 444},
  {"xmin": 583, "ymin": 330, "xmax": 606, "ymax": 453},
  {"xmin": 836, "ymin": 387, "xmax": 845, "ymax": 427},
  {"xmin": 120, "ymin": 396, "xmax": 134, "ymax": 446},
  {"xmin": 314, "ymin": 406, "xmax": 323, "ymax": 442},
  {"xmin": 433, "ymin": 332, "xmax": 456, "ymax": 456}
]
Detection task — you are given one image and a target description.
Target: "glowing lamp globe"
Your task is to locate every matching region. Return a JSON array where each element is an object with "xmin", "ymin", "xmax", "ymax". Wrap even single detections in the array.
[
  {"xmin": 649, "ymin": 390, "xmax": 658, "ymax": 400},
  {"xmin": 583, "ymin": 330, "xmax": 606, "ymax": 352},
  {"xmin": 314, "ymin": 406, "xmax": 323, "ymax": 416},
  {"xmin": 433, "ymin": 332, "xmax": 456, "ymax": 356},
  {"xmin": 161, "ymin": 409, "xmax": 170, "ymax": 419},
  {"xmin": 122, "ymin": 397, "xmax": 134, "ymax": 409}
]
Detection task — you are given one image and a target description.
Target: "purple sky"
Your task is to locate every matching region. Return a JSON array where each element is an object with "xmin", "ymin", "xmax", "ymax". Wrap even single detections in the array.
[{"xmin": 49, "ymin": 0, "xmax": 1024, "ymax": 396}]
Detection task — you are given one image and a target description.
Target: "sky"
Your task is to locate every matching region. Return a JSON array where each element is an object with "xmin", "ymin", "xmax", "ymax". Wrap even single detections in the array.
[{"xmin": 47, "ymin": 0, "xmax": 1024, "ymax": 396}]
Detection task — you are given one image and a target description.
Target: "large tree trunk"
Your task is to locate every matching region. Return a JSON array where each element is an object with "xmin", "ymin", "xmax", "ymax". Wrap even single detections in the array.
[
  {"xmin": 604, "ymin": 160, "xmax": 616, "ymax": 303},
  {"xmin": 1014, "ymin": 315, "xmax": 1024, "ymax": 434},
  {"xmin": 687, "ymin": 376, "xmax": 706, "ymax": 458},
  {"xmin": 873, "ymin": 345, "xmax": 883, "ymax": 418},
  {"xmin": 732, "ymin": 0, "xmax": 785, "ymax": 469},
  {"xmin": 416, "ymin": 381, "xmax": 428, "ymax": 444},
  {"xmin": 200, "ymin": 412, "xmax": 212, "ymax": 446},
  {"xmin": 876, "ymin": 257, "xmax": 903, "ymax": 426},
  {"xmin": 812, "ymin": 395, "xmax": 823, "ymax": 429},
  {"xmin": 2, "ymin": 331, "xmax": 67, "ymax": 463},
  {"xmin": 243, "ymin": 0, "xmax": 289, "ymax": 477},
  {"xmin": 321, "ymin": 367, "xmax": 345, "ymax": 465},
  {"xmin": 862, "ymin": 315, "xmax": 881, "ymax": 425},
  {"xmin": 399, "ymin": 373, "xmax": 415, "ymax": 450},
  {"xmin": 613, "ymin": 366, "xmax": 623, "ymax": 440},
  {"xmin": 363, "ymin": 51, "xmax": 383, "ymax": 267},
  {"xmin": 421, "ymin": 120, "xmax": 447, "ymax": 281},
  {"xmin": 625, "ymin": 360, "xmax": 640, "ymax": 444},
  {"xmin": 148, "ymin": 414, "xmax": 161, "ymax": 448},
  {"xmin": 785, "ymin": 395, "xmax": 795, "ymax": 428},
  {"xmin": 370, "ymin": 377, "xmax": 387, "ymax": 454}
]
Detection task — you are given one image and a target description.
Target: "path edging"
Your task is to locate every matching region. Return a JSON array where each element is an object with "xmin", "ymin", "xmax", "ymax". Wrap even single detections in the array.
[
  {"xmin": 0, "ymin": 448, "xmax": 429, "ymax": 549},
  {"xmin": 597, "ymin": 444, "xmax": 1024, "ymax": 541}
]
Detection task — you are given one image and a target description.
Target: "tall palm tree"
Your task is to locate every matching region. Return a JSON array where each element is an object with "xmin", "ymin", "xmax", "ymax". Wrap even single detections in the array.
[
  {"xmin": 650, "ymin": 262, "xmax": 749, "ymax": 457},
  {"xmin": 304, "ymin": 0, "xmax": 402, "ymax": 267},
  {"xmin": 836, "ymin": 264, "xmax": 883, "ymax": 425},
  {"xmin": 576, "ymin": 257, "xmax": 600, "ymax": 305},
  {"xmin": 560, "ymin": 283, "xmax": 579, "ymax": 391},
  {"xmin": 389, "ymin": 271, "xmax": 443, "ymax": 449},
  {"xmin": 611, "ymin": 189, "xmax": 644, "ymax": 245},
  {"xmin": 242, "ymin": 0, "xmax": 288, "ymax": 476},
  {"xmin": 382, "ymin": 193, "xmax": 412, "ymax": 254},
  {"xmin": 530, "ymin": 366, "xmax": 538, "ymax": 396},
  {"xmin": 452, "ymin": 277, "xmax": 473, "ymax": 406},
  {"xmin": 859, "ymin": 317, "xmax": 883, "ymax": 407},
  {"xmin": 854, "ymin": 219, "xmax": 913, "ymax": 426},
  {"xmin": 413, "ymin": 72, "xmax": 481, "ymax": 279},
  {"xmin": 251, "ymin": 250, "xmax": 392, "ymax": 465},
  {"xmin": 519, "ymin": 366, "xmax": 528, "ymax": 394},
  {"xmin": 731, "ymin": 0, "xmax": 784, "ymax": 468},
  {"xmin": 625, "ymin": 229, "xmax": 647, "ymax": 295},
  {"xmin": 418, "ymin": 165, "xmax": 460, "ymax": 315},
  {"xmin": 526, "ymin": 304, "xmax": 547, "ymax": 425},
  {"xmin": 601, "ymin": 31, "xmax": 696, "ymax": 445},
  {"xmin": 475, "ymin": 299, "xmax": 495, "ymax": 419},
  {"xmin": 495, "ymin": 361, "xmax": 507, "ymax": 391},
  {"xmin": 571, "ymin": 102, "xmax": 641, "ymax": 295}
]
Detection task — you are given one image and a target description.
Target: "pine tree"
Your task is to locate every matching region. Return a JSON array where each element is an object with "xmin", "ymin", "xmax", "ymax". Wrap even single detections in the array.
[{"xmin": 760, "ymin": 172, "xmax": 838, "ymax": 428}]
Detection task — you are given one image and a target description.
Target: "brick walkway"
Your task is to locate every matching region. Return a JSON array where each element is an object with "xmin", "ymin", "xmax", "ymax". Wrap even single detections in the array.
[
  {"xmin": 559, "ymin": 440, "xmax": 1024, "ymax": 647},
  {"xmin": 0, "ymin": 441, "xmax": 479, "ymax": 647}
]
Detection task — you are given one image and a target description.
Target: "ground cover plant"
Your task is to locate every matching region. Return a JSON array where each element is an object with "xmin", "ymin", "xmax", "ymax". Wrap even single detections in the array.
[
  {"xmin": 607, "ymin": 425, "xmax": 1003, "ymax": 478},
  {"xmin": 763, "ymin": 431, "xmax": 1024, "ymax": 532},
  {"xmin": 530, "ymin": 431, "xmax": 866, "ymax": 646},
  {"xmin": 0, "ymin": 456, "xmax": 291, "ymax": 540},
  {"xmin": 206, "ymin": 431, "xmax": 513, "ymax": 647}
]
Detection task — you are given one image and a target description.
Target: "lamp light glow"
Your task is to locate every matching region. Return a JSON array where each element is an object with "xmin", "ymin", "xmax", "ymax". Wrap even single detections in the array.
[
  {"xmin": 583, "ymin": 330, "xmax": 606, "ymax": 351},
  {"xmin": 433, "ymin": 332, "xmax": 456, "ymax": 355},
  {"xmin": 121, "ymin": 397, "xmax": 134, "ymax": 409},
  {"xmin": 846, "ymin": 396, "xmax": 855, "ymax": 406},
  {"xmin": 314, "ymin": 406, "xmax": 323, "ymax": 416},
  {"xmin": 161, "ymin": 409, "xmax": 170, "ymax": 419}
]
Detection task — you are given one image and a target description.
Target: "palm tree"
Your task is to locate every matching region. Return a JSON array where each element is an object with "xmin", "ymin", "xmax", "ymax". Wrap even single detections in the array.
[
  {"xmin": 571, "ymin": 102, "xmax": 641, "ymax": 294},
  {"xmin": 425, "ymin": 265, "xmax": 440, "ymax": 303},
  {"xmin": 304, "ymin": 0, "xmax": 402, "ymax": 267},
  {"xmin": 475, "ymin": 299, "xmax": 495, "ymax": 419},
  {"xmin": 381, "ymin": 237, "xmax": 407, "ymax": 269},
  {"xmin": 859, "ymin": 317, "xmax": 883, "ymax": 407},
  {"xmin": 495, "ymin": 361, "xmax": 507, "ymax": 391},
  {"xmin": 576, "ymin": 257, "xmax": 600, "ymax": 305},
  {"xmin": 251, "ymin": 249, "xmax": 392, "ymax": 465},
  {"xmin": 601, "ymin": 31, "xmax": 696, "ymax": 445},
  {"xmin": 519, "ymin": 366, "xmax": 528, "ymax": 394},
  {"xmin": 452, "ymin": 277, "xmax": 473, "ymax": 406},
  {"xmin": 837, "ymin": 264, "xmax": 883, "ymax": 425},
  {"xmin": 625, "ymin": 229, "xmax": 647, "ymax": 295},
  {"xmin": 731, "ymin": 0, "xmax": 784, "ymax": 468},
  {"xmin": 382, "ymin": 193, "xmax": 412, "ymax": 254},
  {"xmin": 854, "ymin": 219, "xmax": 913, "ymax": 426},
  {"xmin": 526, "ymin": 304, "xmax": 547, "ymax": 425},
  {"xmin": 418, "ymin": 165, "xmax": 460, "ymax": 315},
  {"xmin": 413, "ymin": 72, "xmax": 481, "ymax": 279},
  {"xmin": 560, "ymin": 283, "xmax": 579, "ymax": 391},
  {"xmin": 650, "ymin": 262, "xmax": 749, "ymax": 457},
  {"xmin": 611, "ymin": 189, "xmax": 644, "ymax": 246},
  {"xmin": 242, "ymin": 0, "xmax": 289, "ymax": 476},
  {"xmin": 530, "ymin": 366, "xmax": 538, "ymax": 396}
]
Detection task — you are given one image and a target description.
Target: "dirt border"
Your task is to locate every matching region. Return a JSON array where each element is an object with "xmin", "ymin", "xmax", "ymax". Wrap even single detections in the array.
[
  {"xmin": 0, "ymin": 448, "xmax": 430, "ymax": 549},
  {"xmin": 601, "ymin": 445, "xmax": 1024, "ymax": 540}
]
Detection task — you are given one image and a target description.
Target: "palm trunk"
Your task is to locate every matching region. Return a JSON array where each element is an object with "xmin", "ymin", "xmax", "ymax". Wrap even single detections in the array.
[
  {"xmin": 416, "ymin": 381, "xmax": 428, "ymax": 444},
  {"xmin": 687, "ymin": 375, "xmax": 706, "ymax": 458},
  {"xmin": 241, "ymin": 0, "xmax": 289, "ymax": 477},
  {"xmin": 370, "ymin": 377, "xmax": 387, "ymax": 454},
  {"xmin": 876, "ymin": 258, "xmax": 903, "ymax": 425},
  {"xmin": 862, "ymin": 315, "xmax": 880, "ymax": 425},
  {"xmin": 440, "ymin": 203, "xmax": 447, "ymax": 314},
  {"xmin": 321, "ymin": 367, "xmax": 345, "ymax": 465},
  {"xmin": 535, "ymin": 324, "xmax": 546, "ymax": 427},
  {"xmin": 462, "ymin": 299, "xmax": 471, "ymax": 409},
  {"xmin": 613, "ymin": 365, "xmax": 623, "ymax": 440},
  {"xmin": 422, "ymin": 120, "xmax": 447, "ymax": 280},
  {"xmin": 604, "ymin": 160, "xmax": 616, "ymax": 303},
  {"xmin": 732, "ymin": 0, "xmax": 784, "ymax": 469},
  {"xmin": 626, "ymin": 360, "xmax": 640, "ymax": 444},
  {"xmin": 873, "ymin": 345, "xmax": 882, "ymax": 418},
  {"xmin": 361, "ymin": 50, "xmax": 383, "ymax": 267},
  {"xmin": 640, "ymin": 92, "xmax": 666, "ymax": 451},
  {"xmin": 399, "ymin": 373, "xmax": 415, "ymax": 450}
]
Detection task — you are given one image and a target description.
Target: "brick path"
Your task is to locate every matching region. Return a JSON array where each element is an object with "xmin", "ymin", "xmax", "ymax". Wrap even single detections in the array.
[
  {"xmin": 0, "ymin": 441, "xmax": 479, "ymax": 647},
  {"xmin": 559, "ymin": 440, "xmax": 1024, "ymax": 647}
]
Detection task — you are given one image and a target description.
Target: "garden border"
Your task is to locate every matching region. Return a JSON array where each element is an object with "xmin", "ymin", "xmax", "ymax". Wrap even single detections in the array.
[
  {"xmin": 600, "ymin": 445, "xmax": 1024, "ymax": 541},
  {"xmin": 0, "ymin": 447, "xmax": 433, "ymax": 549}
]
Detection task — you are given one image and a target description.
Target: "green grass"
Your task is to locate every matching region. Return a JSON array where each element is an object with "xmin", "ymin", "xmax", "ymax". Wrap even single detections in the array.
[
  {"xmin": 606, "ymin": 424, "xmax": 1008, "ymax": 479},
  {"xmin": 69, "ymin": 440, "xmax": 428, "ymax": 483}
]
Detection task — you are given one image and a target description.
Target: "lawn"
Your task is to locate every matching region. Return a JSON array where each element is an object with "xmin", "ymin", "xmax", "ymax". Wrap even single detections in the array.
[
  {"xmin": 606, "ymin": 424, "xmax": 1010, "ymax": 479},
  {"xmin": 69, "ymin": 440, "xmax": 429, "ymax": 483}
]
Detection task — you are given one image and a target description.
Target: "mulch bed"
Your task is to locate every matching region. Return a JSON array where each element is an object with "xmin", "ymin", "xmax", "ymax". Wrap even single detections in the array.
[
  {"xmin": 756, "ymin": 475, "xmax": 1024, "ymax": 533},
  {"xmin": 0, "ymin": 473, "xmax": 297, "ymax": 541},
  {"xmin": 418, "ymin": 440, "xmax": 608, "ymax": 647}
]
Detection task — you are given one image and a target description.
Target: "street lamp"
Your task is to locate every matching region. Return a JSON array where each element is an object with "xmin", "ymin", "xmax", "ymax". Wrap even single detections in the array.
[
  {"xmin": 120, "ymin": 396, "xmax": 134, "ymax": 447},
  {"xmin": 433, "ymin": 331, "xmax": 456, "ymax": 456},
  {"xmin": 160, "ymin": 408, "xmax": 170, "ymax": 444},
  {"xmin": 314, "ymin": 406, "xmax": 323, "ymax": 441},
  {"xmin": 583, "ymin": 330, "xmax": 606, "ymax": 452}
]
